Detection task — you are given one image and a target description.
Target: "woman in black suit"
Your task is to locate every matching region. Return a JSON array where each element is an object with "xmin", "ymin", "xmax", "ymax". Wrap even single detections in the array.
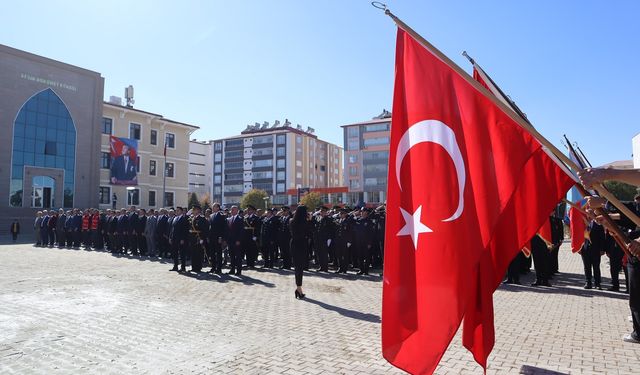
[{"xmin": 290, "ymin": 205, "xmax": 311, "ymax": 299}]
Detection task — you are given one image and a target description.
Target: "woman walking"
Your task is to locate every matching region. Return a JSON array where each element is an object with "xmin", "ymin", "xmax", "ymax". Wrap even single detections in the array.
[{"xmin": 290, "ymin": 205, "xmax": 312, "ymax": 299}]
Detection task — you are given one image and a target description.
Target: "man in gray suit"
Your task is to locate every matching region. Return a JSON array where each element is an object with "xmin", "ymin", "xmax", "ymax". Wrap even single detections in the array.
[{"xmin": 144, "ymin": 209, "xmax": 158, "ymax": 257}]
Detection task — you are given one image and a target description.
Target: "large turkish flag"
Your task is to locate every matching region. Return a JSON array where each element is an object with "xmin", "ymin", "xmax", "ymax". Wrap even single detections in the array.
[{"xmin": 382, "ymin": 28, "xmax": 575, "ymax": 374}]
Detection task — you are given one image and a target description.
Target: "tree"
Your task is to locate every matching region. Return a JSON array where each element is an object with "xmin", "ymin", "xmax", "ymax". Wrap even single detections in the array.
[
  {"xmin": 240, "ymin": 189, "xmax": 269, "ymax": 210},
  {"xmin": 200, "ymin": 192, "xmax": 212, "ymax": 211},
  {"xmin": 603, "ymin": 180, "xmax": 638, "ymax": 201},
  {"xmin": 300, "ymin": 192, "xmax": 323, "ymax": 211},
  {"xmin": 188, "ymin": 192, "xmax": 199, "ymax": 209}
]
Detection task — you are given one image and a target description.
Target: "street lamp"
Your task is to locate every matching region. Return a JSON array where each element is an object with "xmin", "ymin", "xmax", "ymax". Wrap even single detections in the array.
[{"xmin": 262, "ymin": 196, "xmax": 270, "ymax": 210}]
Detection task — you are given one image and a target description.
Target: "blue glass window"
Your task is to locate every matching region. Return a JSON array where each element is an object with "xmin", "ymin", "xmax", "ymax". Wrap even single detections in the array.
[{"xmin": 10, "ymin": 89, "xmax": 76, "ymax": 207}]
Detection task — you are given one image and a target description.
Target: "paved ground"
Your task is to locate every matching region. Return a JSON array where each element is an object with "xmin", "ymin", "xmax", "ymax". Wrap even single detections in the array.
[{"xmin": 0, "ymin": 242, "xmax": 637, "ymax": 374}]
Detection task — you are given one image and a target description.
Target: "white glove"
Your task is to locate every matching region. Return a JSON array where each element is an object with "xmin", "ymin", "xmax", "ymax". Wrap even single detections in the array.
[
  {"xmin": 199, "ymin": 240, "xmax": 204, "ymax": 244},
  {"xmin": 252, "ymin": 236, "xmax": 257, "ymax": 241},
  {"xmin": 347, "ymin": 242, "xmax": 351, "ymax": 248},
  {"xmin": 327, "ymin": 239, "xmax": 332, "ymax": 247}
]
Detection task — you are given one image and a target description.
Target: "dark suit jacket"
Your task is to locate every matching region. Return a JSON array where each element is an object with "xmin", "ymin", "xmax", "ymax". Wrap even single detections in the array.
[
  {"xmin": 156, "ymin": 215, "xmax": 169, "ymax": 238},
  {"xmin": 116, "ymin": 215, "xmax": 130, "ymax": 234},
  {"xmin": 224, "ymin": 215, "xmax": 245, "ymax": 245},
  {"xmin": 209, "ymin": 211, "xmax": 226, "ymax": 241},
  {"xmin": 111, "ymin": 155, "xmax": 137, "ymax": 182},
  {"xmin": 170, "ymin": 215, "xmax": 189, "ymax": 243}
]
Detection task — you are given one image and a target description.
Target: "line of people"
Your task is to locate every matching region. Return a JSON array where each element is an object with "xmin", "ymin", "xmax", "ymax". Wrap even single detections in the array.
[{"xmin": 32, "ymin": 203, "xmax": 387, "ymax": 281}]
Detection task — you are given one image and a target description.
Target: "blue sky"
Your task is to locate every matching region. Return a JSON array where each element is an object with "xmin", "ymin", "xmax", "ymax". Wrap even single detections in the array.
[{"xmin": 2, "ymin": 0, "xmax": 638, "ymax": 166}]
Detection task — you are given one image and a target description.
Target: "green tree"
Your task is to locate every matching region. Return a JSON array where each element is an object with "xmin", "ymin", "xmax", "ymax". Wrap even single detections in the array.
[
  {"xmin": 300, "ymin": 192, "xmax": 323, "ymax": 211},
  {"xmin": 603, "ymin": 180, "xmax": 638, "ymax": 201},
  {"xmin": 188, "ymin": 192, "xmax": 199, "ymax": 209},
  {"xmin": 240, "ymin": 189, "xmax": 269, "ymax": 210}
]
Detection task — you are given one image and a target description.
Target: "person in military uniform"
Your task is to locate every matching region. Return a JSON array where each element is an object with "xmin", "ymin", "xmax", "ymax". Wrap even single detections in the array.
[
  {"xmin": 208, "ymin": 203, "xmax": 226, "ymax": 274},
  {"xmin": 277, "ymin": 207, "xmax": 293, "ymax": 269},
  {"xmin": 530, "ymin": 233, "xmax": 552, "ymax": 287},
  {"xmin": 260, "ymin": 208, "xmax": 279, "ymax": 268},
  {"xmin": 313, "ymin": 206, "xmax": 335, "ymax": 272},
  {"xmin": 334, "ymin": 208, "xmax": 355, "ymax": 274},
  {"xmin": 354, "ymin": 207, "xmax": 376, "ymax": 275},
  {"xmin": 224, "ymin": 205, "xmax": 245, "ymax": 276},
  {"xmin": 189, "ymin": 205, "xmax": 209, "ymax": 273},
  {"xmin": 243, "ymin": 205, "xmax": 261, "ymax": 269}
]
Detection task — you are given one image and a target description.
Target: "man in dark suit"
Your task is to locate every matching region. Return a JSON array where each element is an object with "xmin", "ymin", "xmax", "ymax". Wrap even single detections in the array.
[
  {"xmin": 170, "ymin": 207, "xmax": 189, "ymax": 272},
  {"xmin": 313, "ymin": 206, "xmax": 335, "ymax": 272},
  {"xmin": 110, "ymin": 144, "xmax": 137, "ymax": 184},
  {"xmin": 277, "ymin": 207, "xmax": 292, "ymax": 269},
  {"xmin": 243, "ymin": 205, "xmax": 261, "ymax": 269},
  {"xmin": 156, "ymin": 209, "xmax": 170, "ymax": 258},
  {"xmin": 334, "ymin": 208, "xmax": 354, "ymax": 274},
  {"xmin": 224, "ymin": 205, "xmax": 245, "ymax": 275},
  {"xmin": 208, "ymin": 203, "xmax": 226, "ymax": 274},
  {"xmin": 581, "ymin": 218, "xmax": 606, "ymax": 289},
  {"xmin": 128, "ymin": 207, "xmax": 139, "ymax": 255}
]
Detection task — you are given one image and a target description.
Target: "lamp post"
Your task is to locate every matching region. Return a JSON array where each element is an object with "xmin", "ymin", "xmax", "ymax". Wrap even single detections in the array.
[
  {"xmin": 262, "ymin": 196, "xmax": 270, "ymax": 210},
  {"xmin": 126, "ymin": 186, "xmax": 136, "ymax": 207}
]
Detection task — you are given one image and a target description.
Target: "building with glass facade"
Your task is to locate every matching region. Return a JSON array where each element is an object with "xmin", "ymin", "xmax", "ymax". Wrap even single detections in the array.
[
  {"xmin": 0, "ymin": 44, "xmax": 104, "ymax": 233},
  {"xmin": 341, "ymin": 110, "xmax": 391, "ymax": 206}
]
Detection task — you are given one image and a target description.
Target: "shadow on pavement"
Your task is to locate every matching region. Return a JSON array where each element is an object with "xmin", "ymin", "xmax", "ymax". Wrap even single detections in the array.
[
  {"xmin": 178, "ymin": 270, "xmax": 275, "ymax": 288},
  {"xmin": 302, "ymin": 297, "xmax": 381, "ymax": 323},
  {"xmin": 256, "ymin": 266, "xmax": 383, "ymax": 283},
  {"xmin": 520, "ymin": 365, "xmax": 569, "ymax": 374},
  {"xmin": 499, "ymin": 271, "xmax": 629, "ymax": 300}
]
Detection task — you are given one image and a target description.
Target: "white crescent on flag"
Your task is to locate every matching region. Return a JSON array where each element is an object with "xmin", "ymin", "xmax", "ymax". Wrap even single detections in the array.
[{"xmin": 395, "ymin": 119, "xmax": 466, "ymax": 222}]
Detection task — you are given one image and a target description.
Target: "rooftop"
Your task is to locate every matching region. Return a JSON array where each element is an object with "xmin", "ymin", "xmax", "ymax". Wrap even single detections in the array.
[{"xmin": 103, "ymin": 102, "xmax": 199, "ymax": 129}]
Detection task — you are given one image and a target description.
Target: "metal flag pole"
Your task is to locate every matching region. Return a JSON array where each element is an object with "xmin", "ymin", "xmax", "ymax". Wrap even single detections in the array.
[
  {"xmin": 375, "ymin": 3, "xmax": 640, "ymax": 230},
  {"xmin": 162, "ymin": 140, "xmax": 167, "ymax": 207}
]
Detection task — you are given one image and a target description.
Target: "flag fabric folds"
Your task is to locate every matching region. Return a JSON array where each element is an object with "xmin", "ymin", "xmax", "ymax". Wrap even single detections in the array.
[{"xmin": 382, "ymin": 28, "xmax": 575, "ymax": 374}]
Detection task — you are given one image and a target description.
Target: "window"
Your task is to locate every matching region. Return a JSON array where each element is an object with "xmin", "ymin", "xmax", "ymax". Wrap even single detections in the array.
[
  {"xmin": 253, "ymin": 148, "xmax": 273, "ymax": 156},
  {"xmin": 364, "ymin": 164, "xmax": 387, "ymax": 174},
  {"xmin": 253, "ymin": 171, "xmax": 273, "ymax": 179},
  {"xmin": 364, "ymin": 123, "xmax": 390, "ymax": 132},
  {"xmin": 214, "ymin": 186, "xmax": 221, "ymax": 194},
  {"xmin": 44, "ymin": 141, "xmax": 56, "ymax": 155},
  {"xmin": 214, "ymin": 175, "xmax": 222, "ymax": 183},
  {"xmin": 129, "ymin": 123, "xmax": 141, "ymax": 140},
  {"xmin": 224, "ymin": 184, "xmax": 243, "ymax": 193},
  {"xmin": 136, "ymin": 156, "xmax": 141, "ymax": 173},
  {"xmin": 277, "ymin": 159, "xmax": 285, "ymax": 169},
  {"xmin": 254, "ymin": 159, "xmax": 273, "ymax": 168},
  {"xmin": 276, "ymin": 183, "xmax": 285, "ymax": 193},
  {"xmin": 214, "ymin": 164, "xmax": 221, "ymax": 173},
  {"xmin": 127, "ymin": 188, "xmax": 140, "ymax": 206},
  {"xmin": 320, "ymin": 165, "xmax": 326, "ymax": 172},
  {"xmin": 148, "ymin": 190, "xmax": 156, "ymax": 207},
  {"xmin": 11, "ymin": 89, "xmax": 76, "ymax": 207},
  {"xmin": 225, "ymin": 150, "xmax": 243, "ymax": 159},
  {"xmin": 363, "ymin": 151, "xmax": 389, "ymax": 160},
  {"xmin": 164, "ymin": 192, "xmax": 174, "ymax": 207},
  {"xmin": 99, "ymin": 187, "xmax": 110, "ymax": 204},
  {"xmin": 348, "ymin": 155, "xmax": 358, "ymax": 163},
  {"xmin": 348, "ymin": 140, "xmax": 359, "ymax": 150},
  {"xmin": 165, "ymin": 162, "xmax": 174, "ymax": 178},
  {"xmin": 224, "ymin": 161, "xmax": 243, "ymax": 169},
  {"xmin": 225, "ymin": 139, "xmax": 243, "ymax": 148},
  {"xmin": 347, "ymin": 127, "xmax": 359, "ymax": 137},
  {"xmin": 363, "ymin": 137, "xmax": 390, "ymax": 147},
  {"xmin": 214, "ymin": 153, "xmax": 222, "ymax": 162},
  {"xmin": 253, "ymin": 182, "xmax": 273, "ymax": 191},
  {"xmin": 295, "ymin": 160, "xmax": 302, "ymax": 167},
  {"xmin": 349, "ymin": 179, "xmax": 360, "ymax": 189},
  {"xmin": 277, "ymin": 171, "xmax": 285, "ymax": 180},
  {"xmin": 214, "ymin": 142, "xmax": 222, "ymax": 151},
  {"xmin": 296, "ymin": 136, "xmax": 302, "ymax": 144},
  {"xmin": 296, "ymin": 172, "xmax": 302, "ymax": 179},
  {"xmin": 149, "ymin": 160, "xmax": 157, "ymax": 176},
  {"xmin": 253, "ymin": 135, "xmax": 273, "ymax": 144},
  {"xmin": 365, "ymin": 177, "xmax": 387, "ymax": 186},
  {"xmin": 165, "ymin": 133, "xmax": 175, "ymax": 148},
  {"xmin": 349, "ymin": 167, "xmax": 358, "ymax": 176},
  {"xmin": 225, "ymin": 173, "xmax": 243, "ymax": 180},
  {"xmin": 101, "ymin": 152, "xmax": 111, "ymax": 169},
  {"xmin": 276, "ymin": 134, "xmax": 286, "ymax": 145},
  {"xmin": 101, "ymin": 118, "xmax": 113, "ymax": 134},
  {"xmin": 276, "ymin": 147, "xmax": 286, "ymax": 157},
  {"xmin": 150, "ymin": 129, "xmax": 157, "ymax": 145}
]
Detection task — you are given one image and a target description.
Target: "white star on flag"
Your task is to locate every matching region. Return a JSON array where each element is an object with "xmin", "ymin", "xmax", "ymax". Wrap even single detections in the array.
[{"xmin": 397, "ymin": 206, "xmax": 432, "ymax": 250}]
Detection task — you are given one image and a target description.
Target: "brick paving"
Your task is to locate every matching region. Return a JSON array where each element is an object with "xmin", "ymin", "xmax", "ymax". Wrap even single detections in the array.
[{"xmin": 0, "ymin": 242, "xmax": 638, "ymax": 374}]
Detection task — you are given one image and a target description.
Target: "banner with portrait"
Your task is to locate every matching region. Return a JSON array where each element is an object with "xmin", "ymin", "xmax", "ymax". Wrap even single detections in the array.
[{"xmin": 109, "ymin": 136, "xmax": 138, "ymax": 185}]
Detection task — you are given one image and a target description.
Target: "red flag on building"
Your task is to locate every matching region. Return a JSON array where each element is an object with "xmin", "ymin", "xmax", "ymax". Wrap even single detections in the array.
[{"xmin": 382, "ymin": 28, "xmax": 575, "ymax": 374}]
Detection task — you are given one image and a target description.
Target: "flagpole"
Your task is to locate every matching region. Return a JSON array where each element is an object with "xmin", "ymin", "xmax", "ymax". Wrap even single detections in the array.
[{"xmin": 382, "ymin": 7, "xmax": 640, "ymax": 230}]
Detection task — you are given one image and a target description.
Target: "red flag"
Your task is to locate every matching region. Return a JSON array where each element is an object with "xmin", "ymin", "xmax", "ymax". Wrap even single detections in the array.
[
  {"xmin": 569, "ymin": 205, "xmax": 587, "ymax": 252},
  {"xmin": 382, "ymin": 28, "xmax": 575, "ymax": 374},
  {"xmin": 538, "ymin": 216, "xmax": 553, "ymax": 246}
]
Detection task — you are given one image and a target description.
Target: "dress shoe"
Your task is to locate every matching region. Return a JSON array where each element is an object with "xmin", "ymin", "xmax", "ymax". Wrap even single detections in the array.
[
  {"xmin": 170, "ymin": 267, "xmax": 178, "ymax": 272},
  {"xmin": 623, "ymin": 333, "xmax": 640, "ymax": 344},
  {"xmin": 356, "ymin": 271, "xmax": 365, "ymax": 275},
  {"xmin": 541, "ymin": 281, "xmax": 552, "ymax": 287},
  {"xmin": 503, "ymin": 279, "xmax": 513, "ymax": 284},
  {"xmin": 179, "ymin": 268, "xmax": 186, "ymax": 273},
  {"xmin": 530, "ymin": 282, "xmax": 541, "ymax": 287},
  {"xmin": 607, "ymin": 286, "xmax": 620, "ymax": 292},
  {"xmin": 583, "ymin": 284, "xmax": 592, "ymax": 290},
  {"xmin": 226, "ymin": 270, "xmax": 235, "ymax": 275}
]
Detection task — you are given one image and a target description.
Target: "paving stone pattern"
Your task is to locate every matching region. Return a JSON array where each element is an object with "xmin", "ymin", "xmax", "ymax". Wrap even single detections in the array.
[{"xmin": 0, "ymin": 243, "xmax": 638, "ymax": 374}]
